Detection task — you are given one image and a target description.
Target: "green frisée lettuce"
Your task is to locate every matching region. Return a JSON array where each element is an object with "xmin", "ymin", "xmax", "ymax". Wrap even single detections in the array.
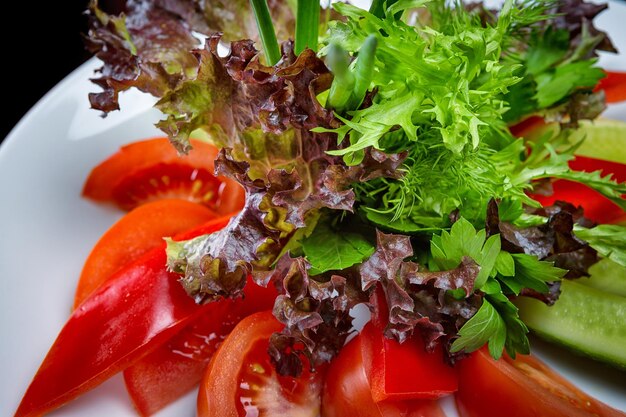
[{"xmin": 86, "ymin": 0, "xmax": 626, "ymax": 375}]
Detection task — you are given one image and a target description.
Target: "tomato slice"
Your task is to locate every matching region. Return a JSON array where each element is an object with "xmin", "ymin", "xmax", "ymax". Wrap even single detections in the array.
[
  {"xmin": 197, "ymin": 311, "xmax": 324, "ymax": 417},
  {"xmin": 15, "ymin": 216, "xmax": 231, "ymax": 417},
  {"xmin": 82, "ymin": 138, "xmax": 244, "ymax": 214},
  {"xmin": 322, "ymin": 324, "xmax": 446, "ymax": 417},
  {"xmin": 124, "ymin": 278, "xmax": 277, "ymax": 416},
  {"xmin": 74, "ymin": 199, "xmax": 217, "ymax": 308},
  {"xmin": 595, "ymin": 71, "xmax": 626, "ymax": 103},
  {"xmin": 456, "ymin": 348, "xmax": 625, "ymax": 417}
]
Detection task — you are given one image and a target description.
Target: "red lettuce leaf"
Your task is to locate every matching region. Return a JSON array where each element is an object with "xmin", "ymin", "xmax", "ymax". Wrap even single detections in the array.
[
  {"xmin": 86, "ymin": 0, "xmax": 202, "ymax": 113},
  {"xmin": 360, "ymin": 231, "xmax": 482, "ymax": 359},
  {"xmin": 268, "ymin": 256, "xmax": 367, "ymax": 376},
  {"xmin": 164, "ymin": 42, "xmax": 406, "ymax": 304},
  {"xmin": 86, "ymin": 0, "xmax": 296, "ymax": 115},
  {"xmin": 486, "ymin": 199, "xmax": 598, "ymax": 280}
]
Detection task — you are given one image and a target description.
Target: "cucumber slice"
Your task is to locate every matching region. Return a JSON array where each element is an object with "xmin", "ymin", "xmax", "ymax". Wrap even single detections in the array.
[
  {"xmin": 572, "ymin": 119, "xmax": 626, "ymax": 165},
  {"xmin": 515, "ymin": 279, "xmax": 626, "ymax": 369},
  {"xmin": 582, "ymin": 258, "xmax": 626, "ymax": 297}
]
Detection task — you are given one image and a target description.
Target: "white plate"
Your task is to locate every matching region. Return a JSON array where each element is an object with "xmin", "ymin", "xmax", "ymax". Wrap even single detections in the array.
[{"xmin": 1, "ymin": 3, "xmax": 626, "ymax": 416}]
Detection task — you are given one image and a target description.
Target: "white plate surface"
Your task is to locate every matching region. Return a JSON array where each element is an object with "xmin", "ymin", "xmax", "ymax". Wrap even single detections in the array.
[{"xmin": 1, "ymin": 2, "xmax": 626, "ymax": 416}]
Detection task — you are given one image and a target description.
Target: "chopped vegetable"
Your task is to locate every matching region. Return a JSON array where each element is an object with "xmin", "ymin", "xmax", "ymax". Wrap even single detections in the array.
[
  {"xmin": 82, "ymin": 138, "xmax": 244, "ymax": 213},
  {"xmin": 197, "ymin": 311, "xmax": 324, "ymax": 417},
  {"xmin": 14, "ymin": 216, "xmax": 232, "ymax": 417},
  {"xmin": 124, "ymin": 276, "xmax": 277, "ymax": 416},
  {"xmin": 322, "ymin": 323, "xmax": 446, "ymax": 417},
  {"xmin": 457, "ymin": 348, "xmax": 626, "ymax": 417},
  {"xmin": 515, "ymin": 279, "xmax": 626, "ymax": 368},
  {"xmin": 73, "ymin": 199, "xmax": 217, "ymax": 308}
]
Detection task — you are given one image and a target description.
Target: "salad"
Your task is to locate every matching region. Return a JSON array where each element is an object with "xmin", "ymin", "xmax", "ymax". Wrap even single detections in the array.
[{"xmin": 7, "ymin": 0, "xmax": 626, "ymax": 416}]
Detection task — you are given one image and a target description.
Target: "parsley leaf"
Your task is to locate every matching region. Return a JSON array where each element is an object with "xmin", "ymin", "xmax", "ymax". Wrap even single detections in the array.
[
  {"xmin": 500, "ymin": 254, "xmax": 566, "ymax": 294},
  {"xmin": 302, "ymin": 221, "xmax": 375, "ymax": 275},
  {"xmin": 451, "ymin": 298, "xmax": 507, "ymax": 359},
  {"xmin": 431, "ymin": 218, "xmax": 501, "ymax": 288},
  {"xmin": 487, "ymin": 292, "xmax": 530, "ymax": 358}
]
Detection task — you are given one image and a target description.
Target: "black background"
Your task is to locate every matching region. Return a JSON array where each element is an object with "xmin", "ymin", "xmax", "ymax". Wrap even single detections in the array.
[{"xmin": 1, "ymin": 2, "xmax": 116, "ymax": 142}]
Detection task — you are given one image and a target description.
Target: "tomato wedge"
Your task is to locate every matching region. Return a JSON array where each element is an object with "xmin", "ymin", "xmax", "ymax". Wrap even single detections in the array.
[
  {"xmin": 197, "ymin": 311, "xmax": 324, "ymax": 417},
  {"xmin": 124, "ymin": 277, "xmax": 277, "ymax": 416},
  {"xmin": 82, "ymin": 138, "xmax": 245, "ymax": 214},
  {"xmin": 14, "ymin": 216, "xmax": 231, "ymax": 417},
  {"xmin": 322, "ymin": 324, "xmax": 446, "ymax": 417},
  {"xmin": 456, "ymin": 348, "xmax": 626, "ymax": 417},
  {"xmin": 74, "ymin": 199, "xmax": 217, "ymax": 308}
]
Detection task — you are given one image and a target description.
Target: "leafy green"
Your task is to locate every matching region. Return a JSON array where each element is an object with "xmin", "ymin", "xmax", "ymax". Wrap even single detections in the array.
[
  {"xmin": 533, "ymin": 60, "xmax": 604, "ymax": 108},
  {"xmin": 487, "ymin": 292, "xmax": 530, "ymax": 358},
  {"xmin": 502, "ymin": 0, "xmax": 613, "ymax": 124},
  {"xmin": 430, "ymin": 213, "xmax": 566, "ymax": 358},
  {"xmin": 302, "ymin": 221, "xmax": 375, "ymax": 275},
  {"xmin": 575, "ymin": 225, "xmax": 626, "ymax": 268},
  {"xmin": 430, "ymin": 218, "xmax": 501, "ymax": 288},
  {"xmin": 552, "ymin": 170, "xmax": 626, "ymax": 212},
  {"xmin": 502, "ymin": 254, "xmax": 566, "ymax": 294},
  {"xmin": 451, "ymin": 298, "xmax": 507, "ymax": 359},
  {"xmin": 322, "ymin": 0, "xmax": 522, "ymax": 159}
]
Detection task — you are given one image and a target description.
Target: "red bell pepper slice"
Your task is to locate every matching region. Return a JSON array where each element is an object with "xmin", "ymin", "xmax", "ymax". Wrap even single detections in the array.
[
  {"xmin": 123, "ymin": 276, "xmax": 277, "ymax": 416},
  {"xmin": 595, "ymin": 71, "xmax": 626, "ymax": 104},
  {"xmin": 362, "ymin": 288, "xmax": 458, "ymax": 404},
  {"xmin": 531, "ymin": 155, "xmax": 626, "ymax": 224},
  {"xmin": 14, "ymin": 216, "xmax": 232, "ymax": 417}
]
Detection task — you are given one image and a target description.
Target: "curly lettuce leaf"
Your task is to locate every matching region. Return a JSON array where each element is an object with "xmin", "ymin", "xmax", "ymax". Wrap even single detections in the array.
[
  {"xmin": 574, "ymin": 224, "xmax": 626, "ymax": 268},
  {"xmin": 361, "ymin": 231, "xmax": 483, "ymax": 360},
  {"xmin": 86, "ymin": 0, "xmax": 296, "ymax": 114},
  {"xmin": 86, "ymin": 0, "xmax": 201, "ymax": 112}
]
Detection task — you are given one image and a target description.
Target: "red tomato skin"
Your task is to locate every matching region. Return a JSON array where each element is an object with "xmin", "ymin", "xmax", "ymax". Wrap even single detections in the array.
[
  {"xmin": 124, "ymin": 278, "xmax": 277, "ymax": 416},
  {"xmin": 83, "ymin": 138, "xmax": 217, "ymax": 202},
  {"xmin": 322, "ymin": 333, "xmax": 387, "ymax": 417},
  {"xmin": 73, "ymin": 199, "xmax": 217, "ymax": 308},
  {"xmin": 322, "ymin": 326, "xmax": 446, "ymax": 417},
  {"xmin": 456, "ymin": 349, "xmax": 626, "ymax": 417},
  {"xmin": 82, "ymin": 138, "xmax": 245, "ymax": 215},
  {"xmin": 197, "ymin": 311, "xmax": 284, "ymax": 417},
  {"xmin": 14, "ymin": 216, "xmax": 231, "ymax": 417}
]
